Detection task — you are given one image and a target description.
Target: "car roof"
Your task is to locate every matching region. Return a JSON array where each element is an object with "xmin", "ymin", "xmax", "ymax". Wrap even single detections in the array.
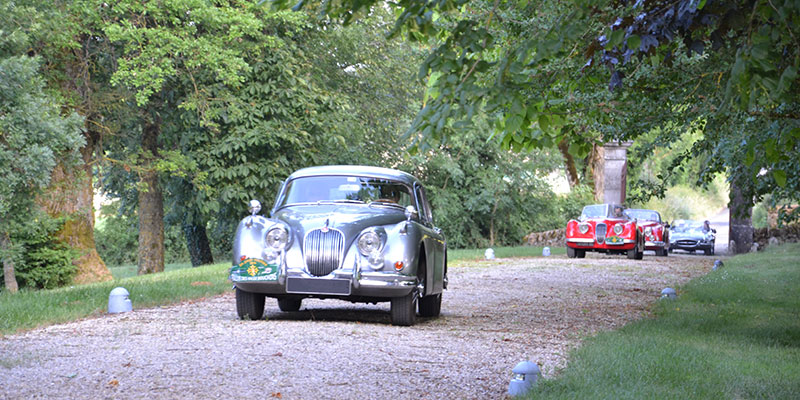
[{"xmin": 286, "ymin": 165, "xmax": 420, "ymax": 186}]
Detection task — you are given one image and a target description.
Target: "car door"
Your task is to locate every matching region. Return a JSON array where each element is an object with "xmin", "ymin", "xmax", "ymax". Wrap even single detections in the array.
[{"xmin": 414, "ymin": 183, "xmax": 446, "ymax": 294}]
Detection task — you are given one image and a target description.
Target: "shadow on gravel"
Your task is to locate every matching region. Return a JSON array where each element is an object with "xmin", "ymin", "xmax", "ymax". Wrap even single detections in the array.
[{"xmin": 264, "ymin": 306, "xmax": 439, "ymax": 326}]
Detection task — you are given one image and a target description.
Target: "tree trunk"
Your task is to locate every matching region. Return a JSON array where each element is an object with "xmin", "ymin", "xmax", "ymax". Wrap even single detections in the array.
[
  {"xmin": 557, "ymin": 139, "xmax": 580, "ymax": 187},
  {"xmin": 729, "ymin": 177, "xmax": 754, "ymax": 254},
  {"xmin": 183, "ymin": 221, "xmax": 213, "ymax": 267},
  {"xmin": 138, "ymin": 114, "xmax": 165, "ymax": 275},
  {"xmin": 39, "ymin": 141, "xmax": 112, "ymax": 284},
  {"xmin": 1, "ymin": 232, "xmax": 19, "ymax": 293},
  {"xmin": 588, "ymin": 144, "xmax": 605, "ymax": 202}
]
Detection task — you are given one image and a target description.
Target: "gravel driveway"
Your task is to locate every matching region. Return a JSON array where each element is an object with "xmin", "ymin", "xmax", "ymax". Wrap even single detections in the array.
[{"xmin": 1, "ymin": 253, "xmax": 710, "ymax": 400}]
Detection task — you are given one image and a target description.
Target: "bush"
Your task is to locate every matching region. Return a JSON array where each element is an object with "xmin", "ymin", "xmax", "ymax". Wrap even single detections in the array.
[{"xmin": 1, "ymin": 213, "xmax": 79, "ymax": 290}]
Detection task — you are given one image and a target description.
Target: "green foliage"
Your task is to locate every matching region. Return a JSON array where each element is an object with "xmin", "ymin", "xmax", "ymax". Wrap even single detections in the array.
[
  {"xmin": 1, "ymin": 213, "xmax": 79, "ymax": 290},
  {"xmin": 274, "ymin": 0, "xmax": 800, "ymax": 220},
  {"xmin": 94, "ymin": 203, "xmax": 190, "ymax": 267},
  {"xmin": 405, "ymin": 126, "xmax": 564, "ymax": 248},
  {"xmin": 528, "ymin": 243, "xmax": 800, "ymax": 399}
]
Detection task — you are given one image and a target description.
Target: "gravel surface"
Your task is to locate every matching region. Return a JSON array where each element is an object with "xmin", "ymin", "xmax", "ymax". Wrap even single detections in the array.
[{"xmin": 1, "ymin": 253, "xmax": 711, "ymax": 400}]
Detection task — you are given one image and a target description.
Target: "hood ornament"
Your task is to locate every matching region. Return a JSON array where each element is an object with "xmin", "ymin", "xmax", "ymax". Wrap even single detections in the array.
[{"xmin": 321, "ymin": 218, "xmax": 330, "ymax": 233}]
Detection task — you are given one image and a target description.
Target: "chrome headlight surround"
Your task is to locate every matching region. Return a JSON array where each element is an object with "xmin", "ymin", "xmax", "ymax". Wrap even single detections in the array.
[
  {"xmin": 613, "ymin": 224, "xmax": 623, "ymax": 235},
  {"xmin": 578, "ymin": 223, "xmax": 590, "ymax": 234},
  {"xmin": 265, "ymin": 226, "xmax": 289, "ymax": 250},
  {"xmin": 358, "ymin": 231, "xmax": 383, "ymax": 256},
  {"xmin": 357, "ymin": 229, "xmax": 386, "ymax": 268},
  {"xmin": 644, "ymin": 226, "xmax": 654, "ymax": 240}
]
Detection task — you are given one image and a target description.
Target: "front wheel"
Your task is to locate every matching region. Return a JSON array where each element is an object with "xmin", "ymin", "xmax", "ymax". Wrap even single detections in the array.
[
  {"xmin": 567, "ymin": 246, "xmax": 577, "ymax": 258},
  {"xmin": 277, "ymin": 298, "xmax": 302, "ymax": 312},
  {"xmin": 390, "ymin": 292, "xmax": 417, "ymax": 326},
  {"xmin": 419, "ymin": 293, "xmax": 442, "ymax": 317},
  {"xmin": 236, "ymin": 288, "xmax": 265, "ymax": 320}
]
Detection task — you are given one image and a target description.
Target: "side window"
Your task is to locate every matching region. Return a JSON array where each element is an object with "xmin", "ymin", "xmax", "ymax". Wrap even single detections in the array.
[{"xmin": 414, "ymin": 184, "xmax": 434, "ymax": 225}]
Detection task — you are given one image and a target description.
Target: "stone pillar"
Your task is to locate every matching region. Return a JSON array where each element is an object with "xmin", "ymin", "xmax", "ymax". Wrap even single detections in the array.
[{"xmin": 602, "ymin": 141, "xmax": 633, "ymax": 204}]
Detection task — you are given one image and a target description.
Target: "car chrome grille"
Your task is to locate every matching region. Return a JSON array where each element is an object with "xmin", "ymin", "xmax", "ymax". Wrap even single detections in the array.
[
  {"xmin": 304, "ymin": 228, "xmax": 345, "ymax": 277},
  {"xmin": 595, "ymin": 223, "xmax": 607, "ymax": 243},
  {"xmin": 676, "ymin": 240, "xmax": 697, "ymax": 246}
]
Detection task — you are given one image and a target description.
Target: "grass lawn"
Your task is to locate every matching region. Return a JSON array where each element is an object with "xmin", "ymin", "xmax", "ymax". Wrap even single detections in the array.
[
  {"xmin": 0, "ymin": 262, "xmax": 232, "ymax": 335},
  {"xmin": 526, "ymin": 243, "xmax": 800, "ymax": 399}
]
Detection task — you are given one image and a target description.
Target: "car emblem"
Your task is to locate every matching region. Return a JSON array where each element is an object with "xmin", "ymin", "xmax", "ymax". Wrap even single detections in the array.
[{"xmin": 321, "ymin": 218, "xmax": 330, "ymax": 233}]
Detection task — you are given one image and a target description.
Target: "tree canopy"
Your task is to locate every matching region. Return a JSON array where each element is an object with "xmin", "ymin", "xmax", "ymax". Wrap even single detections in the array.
[{"xmin": 278, "ymin": 0, "xmax": 799, "ymax": 218}]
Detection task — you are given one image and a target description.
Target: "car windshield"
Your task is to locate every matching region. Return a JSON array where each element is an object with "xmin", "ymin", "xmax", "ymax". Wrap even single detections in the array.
[
  {"xmin": 581, "ymin": 205, "xmax": 609, "ymax": 219},
  {"xmin": 277, "ymin": 175, "xmax": 413, "ymax": 208},
  {"xmin": 671, "ymin": 220, "xmax": 705, "ymax": 233},
  {"xmin": 625, "ymin": 209, "xmax": 660, "ymax": 222}
]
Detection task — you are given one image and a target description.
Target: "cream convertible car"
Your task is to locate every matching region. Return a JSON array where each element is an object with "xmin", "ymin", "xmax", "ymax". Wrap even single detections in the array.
[{"xmin": 230, "ymin": 166, "xmax": 447, "ymax": 326}]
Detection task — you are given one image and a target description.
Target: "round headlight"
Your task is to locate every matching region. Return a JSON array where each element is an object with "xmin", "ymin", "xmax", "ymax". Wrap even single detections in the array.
[
  {"xmin": 358, "ymin": 231, "xmax": 382, "ymax": 256},
  {"xmin": 613, "ymin": 224, "xmax": 623, "ymax": 235},
  {"xmin": 265, "ymin": 227, "xmax": 289, "ymax": 249},
  {"xmin": 578, "ymin": 223, "xmax": 589, "ymax": 234},
  {"xmin": 645, "ymin": 227, "xmax": 652, "ymax": 234}
]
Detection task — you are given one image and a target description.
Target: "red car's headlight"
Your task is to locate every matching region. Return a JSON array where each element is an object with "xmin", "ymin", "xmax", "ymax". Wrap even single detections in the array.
[{"xmin": 578, "ymin": 223, "xmax": 589, "ymax": 234}]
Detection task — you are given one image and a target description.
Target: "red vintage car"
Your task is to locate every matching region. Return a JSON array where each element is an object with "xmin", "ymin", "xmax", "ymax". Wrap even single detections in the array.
[
  {"xmin": 565, "ymin": 204, "xmax": 644, "ymax": 259},
  {"xmin": 624, "ymin": 208, "xmax": 669, "ymax": 256}
]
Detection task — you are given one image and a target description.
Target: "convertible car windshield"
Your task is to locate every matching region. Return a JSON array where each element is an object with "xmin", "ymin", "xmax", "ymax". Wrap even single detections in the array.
[
  {"xmin": 278, "ymin": 175, "xmax": 413, "ymax": 208},
  {"xmin": 625, "ymin": 210, "xmax": 661, "ymax": 222},
  {"xmin": 671, "ymin": 220, "xmax": 705, "ymax": 233}
]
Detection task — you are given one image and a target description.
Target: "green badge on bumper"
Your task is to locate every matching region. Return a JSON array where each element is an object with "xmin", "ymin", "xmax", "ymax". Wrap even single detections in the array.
[
  {"xmin": 606, "ymin": 236, "xmax": 624, "ymax": 244},
  {"xmin": 231, "ymin": 258, "xmax": 278, "ymax": 282}
]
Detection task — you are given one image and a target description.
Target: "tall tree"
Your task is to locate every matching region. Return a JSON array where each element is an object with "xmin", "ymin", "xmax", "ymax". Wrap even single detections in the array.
[
  {"xmin": 0, "ymin": 54, "xmax": 85, "ymax": 292},
  {"xmin": 97, "ymin": 0, "xmax": 264, "ymax": 274},
  {"xmin": 3, "ymin": 0, "xmax": 115, "ymax": 283}
]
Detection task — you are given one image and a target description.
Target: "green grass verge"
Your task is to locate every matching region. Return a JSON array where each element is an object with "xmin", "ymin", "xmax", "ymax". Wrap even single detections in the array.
[
  {"xmin": 0, "ymin": 263, "xmax": 232, "ymax": 336},
  {"xmin": 527, "ymin": 243, "xmax": 800, "ymax": 399}
]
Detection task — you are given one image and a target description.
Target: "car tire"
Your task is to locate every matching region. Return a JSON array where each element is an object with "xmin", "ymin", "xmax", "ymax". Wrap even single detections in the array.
[
  {"xmin": 704, "ymin": 248, "xmax": 712, "ymax": 256},
  {"xmin": 576, "ymin": 249, "xmax": 586, "ymax": 258},
  {"xmin": 567, "ymin": 246, "xmax": 577, "ymax": 258},
  {"xmin": 277, "ymin": 298, "xmax": 302, "ymax": 312},
  {"xmin": 390, "ymin": 292, "xmax": 417, "ymax": 326},
  {"xmin": 236, "ymin": 288, "xmax": 265, "ymax": 320},
  {"xmin": 419, "ymin": 293, "xmax": 442, "ymax": 317}
]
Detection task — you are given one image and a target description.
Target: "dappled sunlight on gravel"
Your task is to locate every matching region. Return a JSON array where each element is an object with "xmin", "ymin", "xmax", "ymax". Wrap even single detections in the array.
[{"xmin": 0, "ymin": 253, "xmax": 711, "ymax": 399}]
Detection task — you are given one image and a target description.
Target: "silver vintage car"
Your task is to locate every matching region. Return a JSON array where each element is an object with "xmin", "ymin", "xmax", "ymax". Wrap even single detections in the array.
[{"xmin": 230, "ymin": 165, "xmax": 447, "ymax": 326}]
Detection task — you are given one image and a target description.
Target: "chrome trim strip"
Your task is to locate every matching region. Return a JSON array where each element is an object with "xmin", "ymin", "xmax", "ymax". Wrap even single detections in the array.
[
  {"xmin": 646, "ymin": 241, "xmax": 665, "ymax": 247},
  {"xmin": 566, "ymin": 238, "xmax": 595, "ymax": 244}
]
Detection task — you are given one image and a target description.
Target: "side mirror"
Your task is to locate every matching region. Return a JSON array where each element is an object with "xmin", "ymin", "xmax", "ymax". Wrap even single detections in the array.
[
  {"xmin": 404, "ymin": 205, "xmax": 418, "ymax": 221},
  {"xmin": 248, "ymin": 199, "xmax": 262, "ymax": 216}
]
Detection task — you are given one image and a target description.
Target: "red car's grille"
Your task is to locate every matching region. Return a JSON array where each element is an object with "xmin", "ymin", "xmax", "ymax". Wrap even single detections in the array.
[{"xmin": 595, "ymin": 223, "xmax": 607, "ymax": 243}]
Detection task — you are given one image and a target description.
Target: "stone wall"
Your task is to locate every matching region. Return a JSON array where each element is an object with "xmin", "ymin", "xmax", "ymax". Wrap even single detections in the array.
[
  {"xmin": 754, "ymin": 224, "xmax": 800, "ymax": 251},
  {"xmin": 524, "ymin": 228, "xmax": 566, "ymax": 247}
]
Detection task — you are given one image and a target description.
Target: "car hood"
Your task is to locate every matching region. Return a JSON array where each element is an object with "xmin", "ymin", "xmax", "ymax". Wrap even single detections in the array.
[{"xmin": 272, "ymin": 204, "xmax": 406, "ymax": 243}]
